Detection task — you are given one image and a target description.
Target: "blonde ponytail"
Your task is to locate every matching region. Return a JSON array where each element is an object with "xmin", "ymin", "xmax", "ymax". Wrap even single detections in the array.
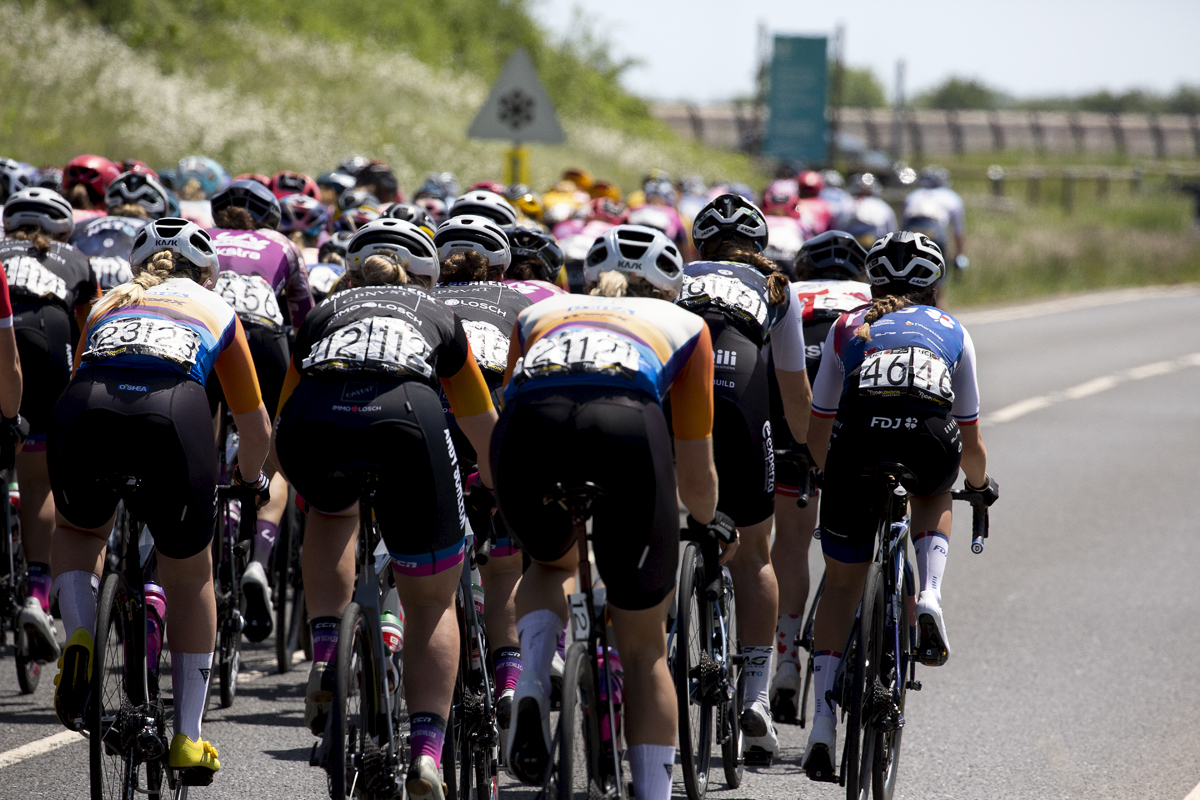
[
  {"xmin": 93, "ymin": 251, "xmax": 184, "ymax": 314},
  {"xmin": 356, "ymin": 253, "xmax": 409, "ymax": 287},
  {"xmin": 590, "ymin": 271, "xmax": 629, "ymax": 297}
]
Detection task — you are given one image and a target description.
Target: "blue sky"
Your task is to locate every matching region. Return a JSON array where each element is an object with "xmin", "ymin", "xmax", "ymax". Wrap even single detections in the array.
[{"xmin": 534, "ymin": 0, "xmax": 1199, "ymax": 103}]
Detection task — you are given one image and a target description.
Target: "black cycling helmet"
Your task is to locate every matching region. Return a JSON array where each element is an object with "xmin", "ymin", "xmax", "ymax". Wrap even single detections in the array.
[
  {"xmin": 337, "ymin": 188, "xmax": 381, "ymax": 213},
  {"xmin": 692, "ymin": 192, "xmax": 768, "ymax": 257},
  {"xmin": 794, "ymin": 230, "xmax": 868, "ymax": 281},
  {"xmin": 384, "ymin": 202, "xmax": 437, "ymax": 236},
  {"xmin": 210, "ymin": 179, "xmax": 281, "ymax": 230},
  {"xmin": 863, "ymin": 231, "xmax": 945, "ymax": 294},
  {"xmin": 318, "ymin": 230, "xmax": 354, "ymax": 263},
  {"xmin": 504, "ymin": 226, "xmax": 564, "ymax": 283}
]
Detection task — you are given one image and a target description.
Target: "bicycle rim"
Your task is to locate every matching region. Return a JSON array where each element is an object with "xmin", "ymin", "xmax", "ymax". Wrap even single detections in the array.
[
  {"xmin": 331, "ymin": 603, "xmax": 379, "ymax": 799},
  {"xmin": 273, "ymin": 514, "xmax": 293, "ymax": 674},
  {"xmin": 90, "ymin": 574, "xmax": 128, "ymax": 800},
  {"xmin": 846, "ymin": 562, "xmax": 883, "ymax": 800},
  {"xmin": 720, "ymin": 584, "xmax": 743, "ymax": 789},
  {"xmin": 676, "ymin": 542, "xmax": 713, "ymax": 800},
  {"xmin": 873, "ymin": 564, "xmax": 907, "ymax": 800},
  {"xmin": 557, "ymin": 643, "xmax": 594, "ymax": 800}
]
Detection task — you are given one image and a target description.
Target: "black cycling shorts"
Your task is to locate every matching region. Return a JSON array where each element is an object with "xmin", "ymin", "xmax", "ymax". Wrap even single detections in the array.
[
  {"xmin": 13, "ymin": 304, "xmax": 73, "ymax": 445},
  {"xmin": 48, "ymin": 368, "xmax": 219, "ymax": 560},
  {"xmin": 206, "ymin": 322, "xmax": 289, "ymax": 417},
  {"xmin": 491, "ymin": 384, "xmax": 679, "ymax": 611},
  {"xmin": 700, "ymin": 317, "xmax": 775, "ymax": 528},
  {"xmin": 818, "ymin": 402, "xmax": 962, "ymax": 564},
  {"xmin": 275, "ymin": 378, "xmax": 467, "ymax": 577}
]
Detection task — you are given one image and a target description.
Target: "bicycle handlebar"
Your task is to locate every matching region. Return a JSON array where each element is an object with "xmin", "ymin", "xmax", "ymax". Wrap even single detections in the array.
[
  {"xmin": 773, "ymin": 447, "xmax": 818, "ymax": 508},
  {"xmin": 950, "ymin": 489, "xmax": 989, "ymax": 554}
]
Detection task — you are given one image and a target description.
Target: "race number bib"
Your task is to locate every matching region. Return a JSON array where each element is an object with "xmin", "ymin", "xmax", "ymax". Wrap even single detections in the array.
[
  {"xmin": 518, "ymin": 330, "xmax": 640, "ymax": 381},
  {"xmin": 5, "ymin": 256, "xmax": 69, "ymax": 304},
  {"xmin": 681, "ymin": 274, "xmax": 768, "ymax": 329},
  {"xmin": 461, "ymin": 320, "xmax": 509, "ymax": 374},
  {"xmin": 84, "ymin": 317, "xmax": 201, "ymax": 368},
  {"xmin": 858, "ymin": 347, "xmax": 954, "ymax": 405},
  {"xmin": 214, "ymin": 272, "xmax": 283, "ymax": 328},
  {"xmin": 91, "ymin": 256, "xmax": 133, "ymax": 291},
  {"xmin": 302, "ymin": 317, "xmax": 433, "ymax": 379}
]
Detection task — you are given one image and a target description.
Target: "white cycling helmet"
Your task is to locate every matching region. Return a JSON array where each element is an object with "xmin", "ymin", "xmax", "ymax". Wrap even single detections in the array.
[
  {"xmin": 448, "ymin": 191, "xmax": 518, "ymax": 227},
  {"xmin": 584, "ymin": 224, "xmax": 683, "ymax": 294},
  {"xmin": 434, "ymin": 215, "xmax": 511, "ymax": 270},
  {"xmin": 129, "ymin": 217, "xmax": 221, "ymax": 287},
  {"xmin": 2, "ymin": 187, "xmax": 75, "ymax": 237},
  {"xmin": 347, "ymin": 218, "xmax": 440, "ymax": 283},
  {"xmin": 864, "ymin": 231, "xmax": 945, "ymax": 290},
  {"xmin": 105, "ymin": 171, "xmax": 171, "ymax": 219}
]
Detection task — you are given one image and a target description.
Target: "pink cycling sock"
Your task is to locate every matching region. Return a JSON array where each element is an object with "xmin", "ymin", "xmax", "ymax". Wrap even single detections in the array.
[
  {"xmin": 410, "ymin": 712, "xmax": 447, "ymax": 767},
  {"xmin": 310, "ymin": 616, "xmax": 340, "ymax": 663},
  {"xmin": 492, "ymin": 647, "xmax": 522, "ymax": 696},
  {"xmin": 26, "ymin": 562, "xmax": 52, "ymax": 612},
  {"xmin": 251, "ymin": 520, "xmax": 278, "ymax": 568}
]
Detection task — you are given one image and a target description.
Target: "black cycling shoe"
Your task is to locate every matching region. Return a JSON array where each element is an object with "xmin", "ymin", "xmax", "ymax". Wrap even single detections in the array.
[{"xmin": 506, "ymin": 677, "xmax": 551, "ymax": 785}]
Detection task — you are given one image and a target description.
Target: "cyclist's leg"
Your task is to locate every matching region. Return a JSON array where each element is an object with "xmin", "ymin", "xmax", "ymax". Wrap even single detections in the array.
[{"xmin": 770, "ymin": 491, "xmax": 818, "ymax": 717}]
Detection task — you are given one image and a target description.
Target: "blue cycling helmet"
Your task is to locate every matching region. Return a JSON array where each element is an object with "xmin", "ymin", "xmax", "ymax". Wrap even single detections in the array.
[{"xmin": 177, "ymin": 156, "xmax": 230, "ymax": 198}]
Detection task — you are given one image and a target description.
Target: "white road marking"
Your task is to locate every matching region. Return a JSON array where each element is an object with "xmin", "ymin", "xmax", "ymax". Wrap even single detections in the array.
[
  {"xmin": 1184, "ymin": 778, "xmax": 1200, "ymax": 800},
  {"xmin": 954, "ymin": 284, "xmax": 1199, "ymax": 326},
  {"xmin": 0, "ymin": 730, "xmax": 83, "ymax": 769},
  {"xmin": 984, "ymin": 352, "xmax": 1200, "ymax": 426}
]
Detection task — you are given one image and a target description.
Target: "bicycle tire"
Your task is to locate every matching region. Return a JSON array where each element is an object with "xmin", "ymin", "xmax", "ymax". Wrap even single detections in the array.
[
  {"xmin": 719, "ymin": 579, "xmax": 743, "ymax": 789},
  {"xmin": 557, "ymin": 642, "xmax": 597, "ymax": 800},
  {"xmin": 215, "ymin": 500, "xmax": 241, "ymax": 709},
  {"xmin": 330, "ymin": 601, "xmax": 383, "ymax": 800},
  {"xmin": 274, "ymin": 500, "xmax": 307, "ymax": 674},
  {"xmin": 442, "ymin": 702, "xmax": 460, "ymax": 800},
  {"xmin": 844, "ymin": 562, "xmax": 882, "ymax": 800},
  {"xmin": 872, "ymin": 561, "xmax": 908, "ymax": 800},
  {"xmin": 8, "ymin": 534, "xmax": 40, "ymax": 694},
  {"xmin": 798, "ymin": 572, "xmax": 825, "ymax": 729},
  {"xmin": 675, "ymin": 541, "xmax": 713, "ymax": 800},
  {"xmin": 91, "ymin": 572, "xmax": 129, "ymax": 800}
]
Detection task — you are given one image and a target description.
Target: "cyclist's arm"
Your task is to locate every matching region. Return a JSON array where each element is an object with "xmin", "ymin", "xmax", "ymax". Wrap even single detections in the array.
[
  {"xmin": 282, "ymin": 244, "xmax": 315, "ymax": 328},
  {"xmin": 670, "ymin": 323, "xmax": 718, "ymax": 523},
  {"xmin": 439, "ymin": 318, "xmax": 498, "ymax": 486},
  {"xmin": 214, "ymin": 316, "xmax": 270, "ymax": 480},
  {"xmin": 771, "ymin": 293, "xmax": 813, "ymax": 442},
  {"xmin": 807, "ymin": 324, "xmax": 843, "ymax": 470},
  {"xmin": 952, "ymin": 327, "xmax": 985, "ymax": 486},
  {"xmin": 960, "ymin": 423, "xmax": 987, "ymax": 488},
  {"xmin": 0, "ymin": 273, "xmax": 20, "ymax": 418}
]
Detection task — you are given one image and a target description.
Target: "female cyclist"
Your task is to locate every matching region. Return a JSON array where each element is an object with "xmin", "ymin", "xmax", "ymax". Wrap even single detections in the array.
[
  {"xmin": 207, "ymin": 179, "xmax": 314, "ymax": 641},
  {"xmin": 69, "ymin": 170, "xmax": 172, "ymax": 291},
  {"xmin": 273, "ymin": 218, "xmax": 498, "ymax": 800},
  {"xmin": 768, "ymin": 230, "xmax": 872, "ymax": 721},
  {"xmin": 499, "ymin": 223, "xmax": 735, "ymax": 800},
  {"xmin": 48, "ymin": 217, "xmax": 272, "ymax": 780},
  {"xmin": 681, "ymin": 194, "xmax": 813, "ymax": 762},
  {"xmin": 0, "ymin": 265, "xmax": 26, "ymax": 470},
  {"xmin": 800, "ymin": 232, "xmax": 999, "ymax": 777},
  {"xmin": 0, "ymin": 188, "xmax": 98, "ymax": 665}
]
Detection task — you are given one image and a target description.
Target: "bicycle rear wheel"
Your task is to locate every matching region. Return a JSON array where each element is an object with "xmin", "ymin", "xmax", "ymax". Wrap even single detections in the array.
[
  {"xmin": 274, "ymin": 499, "xmax": 306, "ymax": 674},
  {"xmin": 330, "ymin": 602, "xmax": 385, "ymax": 800},
  {"xmin": 719, "ymin": 579, "xmax": 743, "ymax": 789},
  {"xmin": 91, "ymin": 573, "xmax": 130, "ymax": 800},
  {"xmin": 675, "ymin": 541, "xmax": 713, "ymax": 800},
  {"xmin": 872, "ymin": 561, "xmax": 908, "ymax": 800},
  {"xmin": 213, "ymin": 504, "xmax": 241, "ymax": 709},
  {"xmin": 844, "ymin": 562, "xmax": 882, "ymax": 800},
  {"xmin": 557, "ymin": 642, "xmax": 598, "ymax": 800}
]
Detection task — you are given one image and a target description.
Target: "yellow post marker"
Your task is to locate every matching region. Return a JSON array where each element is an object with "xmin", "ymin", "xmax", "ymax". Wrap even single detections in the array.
[{"xmin": 505, "ymin": 145, "xmax": 529, "ymax": 186}]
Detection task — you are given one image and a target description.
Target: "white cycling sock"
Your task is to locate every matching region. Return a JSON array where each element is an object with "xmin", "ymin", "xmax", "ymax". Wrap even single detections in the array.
[
  {"xmin": 517, "ymin": 609, "xmax": 564, "ymax": 696},
  {"xmin": 172, "ymin": 651, "xmax": 213, "ymax": 742},
  {"xmin": 628, "ymin": 744, "xmax": 675, "ymax": 800},
  {"xmin": 813, "ymin": 651, "xmax": 841, "ymax": 721},
  {"xmin": 775, "ymin": 614, "xmax": 804, "ymax": 669},
  {"xmin": 913, "ymin": 531, "xmax": 950, "ymax": 603},
  {"xmin": 741, "ymin": 645, "xmax": 773, "ymax": 710},
  {"xmin": 51, "ymin": 571, "xmax": 99, "ymax": 638}
]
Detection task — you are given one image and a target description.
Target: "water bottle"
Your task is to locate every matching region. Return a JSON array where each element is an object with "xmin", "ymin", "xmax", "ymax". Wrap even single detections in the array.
[
  {"xmin": 381, "ymin": 609, "xmax": 404, "ymax": 695},
  {"xmin": 144, "ymin": 583, "xmax": 167, "ymax": 675},
  {"xmin": 597, "ymin": 646, "xmax": 624, "ymax": 750}
]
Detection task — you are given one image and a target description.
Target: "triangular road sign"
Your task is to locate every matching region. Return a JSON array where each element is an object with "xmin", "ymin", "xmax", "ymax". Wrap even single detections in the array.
[{"xmin": 468, "ymin": 49, "xmax": 566, "ymax": 145}]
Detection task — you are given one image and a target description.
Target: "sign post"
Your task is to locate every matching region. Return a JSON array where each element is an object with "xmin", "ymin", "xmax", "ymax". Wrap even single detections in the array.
[
  {"xmin": 469, "ymin": 49, "xmax": 565, "ymax": 181},
  {"xmin": 763, "ymin": 35, "xmax": 828, "ymax": 164}
]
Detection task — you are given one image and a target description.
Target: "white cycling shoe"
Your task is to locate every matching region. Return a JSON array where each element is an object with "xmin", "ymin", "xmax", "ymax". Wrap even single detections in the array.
[
  {"xmin": 739, "ymin": 700, "xmax": 779, "ymax": 762},
  {"xmin": 769, "ymin": 659, "xmax": 801, "ymax": 723},
  {"xmin": 240, "ymin": 561, "xmax": 273, "ymax": 644},
  {"xmin": 801, "ymin": 715, "xmax": 838, "ymax": 782},
  {"xmin": 915, "ymin": 591, "xmax": 951, "ymax": 667},
  {"xmin": 506, "ymin": 673, "xmax": 552, "ymax": 786},
  {"xmin": 18, "ymin": 597, "xmax": 61, "ymax": 663}
]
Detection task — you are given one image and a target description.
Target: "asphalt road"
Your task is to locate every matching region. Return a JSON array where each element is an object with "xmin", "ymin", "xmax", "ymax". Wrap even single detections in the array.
[{"xmin": 1, "ymin": 285, "xmax": 1197, "ymax": 800}]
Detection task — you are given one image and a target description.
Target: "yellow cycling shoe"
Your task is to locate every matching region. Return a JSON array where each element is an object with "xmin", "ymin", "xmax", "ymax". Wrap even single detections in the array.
[
  {"xmin": 169, "ymin": 734, "xmax": 221, "ymax": 785},
  {"xmin": 53, "ymin": 628, "xmax": 94, "ymax": 731}
]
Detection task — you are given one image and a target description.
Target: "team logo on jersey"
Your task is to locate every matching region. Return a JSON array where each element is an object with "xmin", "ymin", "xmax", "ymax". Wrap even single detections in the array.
[{"xmin": 342, "ymin": 382, "xmax": 378, "ymax": 403}]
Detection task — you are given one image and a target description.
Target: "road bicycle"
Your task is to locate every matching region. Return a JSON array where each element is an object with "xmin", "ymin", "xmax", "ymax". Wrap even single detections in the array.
[
  {"xmin": 90, "ymin": 478, "xmax": 254, "ymax": 800},
  {"xmin": 273, "ymin": 485, "xmax": 310, "ymax": 674},
  {"xmin": 0, "ymin": 468, "xmax": 39, "ymax": 693},
  {"xmin": 805, "ymin": 463, "xmax": 989, "ymax": 800},
  {"xmin": 671, "ymin": 526, "xmax": 745, "ymax": 800}
]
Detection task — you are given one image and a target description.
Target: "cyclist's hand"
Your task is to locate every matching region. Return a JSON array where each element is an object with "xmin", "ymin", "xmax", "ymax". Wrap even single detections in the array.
[
  {"xmin": 686, "ymin": 511, "xmax": 739, "ymax": 564},
  {"xmin": 234, "ymin": 464, "xmax": 271, "ymax": 509},
  {"xmin": 1, "ymin": 414, "xmax": 28, "ymax": 470},
  {"xmin": 464, "ymin": 472, "xmax": 495, "ymax": 540},
  {"xmin": 962, "ymin": 474, "xmax": 999, "ymax": 506}
]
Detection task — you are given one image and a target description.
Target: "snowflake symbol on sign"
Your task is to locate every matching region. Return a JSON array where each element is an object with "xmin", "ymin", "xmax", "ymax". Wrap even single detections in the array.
[{"xmin": 498, "ymin": 89, "xmax": 535, "ymax": 130}]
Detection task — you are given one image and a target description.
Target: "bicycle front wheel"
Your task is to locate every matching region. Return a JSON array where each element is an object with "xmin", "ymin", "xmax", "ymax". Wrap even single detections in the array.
[
  {"xmin": 330, "ymin": 602, "xmax": 385, "ymax": 800},
  {"xmin": 274, "ymin": 494, "xmax": 306, "ymax": 674},
  {"xmin": 844, "ymin": 562, "xmax": 883, "ymax": 800},
  {"xmin": 719, "ymin": 577, "xmax": 743, "ymax": 789},
  {"xmin": 872, "ymin": 560, "xmax": 908, "ymax": 800},
  {"xmin": 557, "ymin": 642, "xmax": 598, "ymax": 800},
  {"xmin": 90, "ymin": 573, "xmax": 130, "ymax": 800},
  {"xmin": 676, "ymin": 541, "xmax": 713, "ymax": 800}
]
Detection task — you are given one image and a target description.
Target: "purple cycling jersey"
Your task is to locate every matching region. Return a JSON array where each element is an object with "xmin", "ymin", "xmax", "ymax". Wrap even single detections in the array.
[{"xmin": 207, "ymin": 227, "xmax": 314, "ymax": 328}]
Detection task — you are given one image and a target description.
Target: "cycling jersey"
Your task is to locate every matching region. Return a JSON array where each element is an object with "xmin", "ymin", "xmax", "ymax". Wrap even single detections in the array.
[
  {"xmin": 432, "ymin": 282, "xmax": 530, "ymax": 388},
  {"xmin": 849, "ymin": 197, "xmax": 897, "ymax": 241},
  {"xmin": 628, "ymin": 205, "xmax": 685, "ymax": 244},
  {"xmin": 76, "ymin": 277, "xmax": 263, "ymax": 415},
  {"xmin": 306, "ymin": 263, "xmax": 346, "ymax": 303},
  {"xmin": 0, "ymin": 265, "xmax": 12, "ymax": 329},
  {"xmin": 503, "ymin": 279, "xmax": 567, "ymax": 305},
  {"xmin": 791, "ymin": 280, "xmax": 872, "ymax": 379},
  {"xmin": 208, "ymin": 228, "xmax": 314, "ymax": 329},
  {"xmin": 502, "ymin": 293, "xmax": 714, "ymax": 440},
  {"xmin": 796, "ymin": 197, "xmax": 832, "ymax": 236},
  {"xmin": 0, "ymin": 239, "xmax": 95, "ymax": 314},
  {"xmin": 69, "ymin": 215, "xmax": 149, "ymax": 290},
  {"xmin": 811, "ymin": 304, "xmax": 979, "ymax": 425},
  {"xmin": 763, "ymin": 217, "xmax": 806, "ymax": 272},
  {"xmin": 902, "ymin": 187, "xmax": 965, "ymax": 238},
  {"xmin": 820, "ymin": 186, "xmax": 856, "ymax": 229}
]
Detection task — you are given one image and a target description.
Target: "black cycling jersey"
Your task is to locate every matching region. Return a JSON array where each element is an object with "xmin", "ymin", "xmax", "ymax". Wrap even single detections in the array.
[
  {"xmin": 206, "ymin": 323, "xmax": 289, "ymax": 418},
  {"xmin": 293, "ymin": 285, "xmax": 470, "ymax": 386},
  {"xmin": 0, "ymin": 239, "xmax": 96, "ymax": 313},
  {"xmin": 677, "ymin": 261, "xmax": 788, "ymax": 347},
  {"xmin": 431, "ymin": 281, "xmax": 529, "ymax": 389},
  {"xmin": 68, "ymin": 215, "xmax": 148, "ymax": 290}
]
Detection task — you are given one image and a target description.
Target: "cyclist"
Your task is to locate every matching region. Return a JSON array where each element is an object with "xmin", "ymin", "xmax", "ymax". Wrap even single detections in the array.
[
  {"xmin": 819, "ymin": 170, "xmax": 855, "ymax": 229},
  {"xmin": 278, "ymin": 194, "xmax": 330, "ymax": 264},
  {"xmin": 502, "ymin": 226, "xmax": 569, "ymax": 303},
  {"xmin": 384, "ymin": 202, "xmax": 437, "ymax": 237},
  {"xmin": 48, "ymin": 216, "xmax": 272, "ymax": 780},
  {"xmin": 63, "ymin": 154, "xmax": 120, "ymax": 222},
  {"xmin": 207, "ymin": 179, "xmax": 314, "ymax": 642},
  {"xmin": 800, "ymin": 231, "xmax": 998, "ymax": 777},
  {"xmin": 846, "ymin": 173, "xmax": 897, "ymax": 244},
  {"xmin": 767, "ymin": 231, "xmax": 872, "ymax": 721},
  {"xmin": 431, "ymin": 229, "xmax": 531, "ymax": 752},
  {"xmin": 268, "ymin": 170, "xmax": 321, "ymax": 202},
  {"xmin": 356, "ymin": 161, "xmax": 402, "ymax": 205},
  {"xmin": 503, "ymin": 184, "xmax": 546, "ymax": 228},
  {"xmin": 500, "ymin": 223, "xmax": 736, "ymax": 800},
  {"xmin": 0, "ymin": 188, "xmax": 98, "ymax": 664},
  {"xmin": 902, "ymin": 165, "xmax": 968, "ymax": 273},
  {"xmin": 760, "ymin": 178, "xmax": 807, "ymax": 276},
  {"xmin": 1, "ymin": 157, "xmax": 36, "ymax": 208},
  {"xmin": 682, "ymin": 195, "xmax": 812, "ymax": 763},
  {"xmin": 449, "ymin": 190, "xmax": 518, "ymax": 227},
  {"xmin": 70, "ymin": 170, "xmax": 172, "ymax": 290},
  {"xmin": 273, "ymin": 217, "xmax": 498, "ymax": 800},
  {"xmin": 796, "ymin": 170, "xmax": 832, "ymax": 236},
  {"xmin": 1, "ymin": 265, "xmax": 26, "ymax": 471}
]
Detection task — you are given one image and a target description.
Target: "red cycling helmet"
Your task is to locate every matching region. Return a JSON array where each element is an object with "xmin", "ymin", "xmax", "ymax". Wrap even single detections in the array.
[
  {"xmin": 798, "ymin": 170, "xmax": 825, "ymax": 198},
  {"xmin": 762, "ymin": 178, "xmax": 800, "ymax": 218},
  {"xmin": 234, "ymin": 173, "xmax": 272, "ymax": 187},
  {"xmin": 469, "ymin": 180, "xmax": 507, "ymax": 195},
  {"xmin": 269, "ymin": 170, "xmax": 321, "ymax": 201},
  {"xmin": 64, "ymin": 155, "xmax": 121, "ymax": 202},
  {"xmin": 583, "ymin": 197, "xmax": 629, "ymax": 225},
  {"xmin": 119, "ymin": 159, "xmax": 158, "ymax": 178}
]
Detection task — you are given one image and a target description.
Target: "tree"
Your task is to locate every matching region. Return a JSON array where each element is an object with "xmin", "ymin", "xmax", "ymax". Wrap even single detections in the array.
[
  {"xmin": 914, "ymin": 77, "xmax": 1006, "ymax": 110},
  {"xmin": 833, "ymin": 65, "xmax": 886, "ymax": 108}
]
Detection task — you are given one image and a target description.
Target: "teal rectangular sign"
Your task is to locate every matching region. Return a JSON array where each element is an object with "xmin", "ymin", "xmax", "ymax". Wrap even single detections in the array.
[{"xmin": 764, "ymin": 35, "xmax": 828, "ymax": 162}]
